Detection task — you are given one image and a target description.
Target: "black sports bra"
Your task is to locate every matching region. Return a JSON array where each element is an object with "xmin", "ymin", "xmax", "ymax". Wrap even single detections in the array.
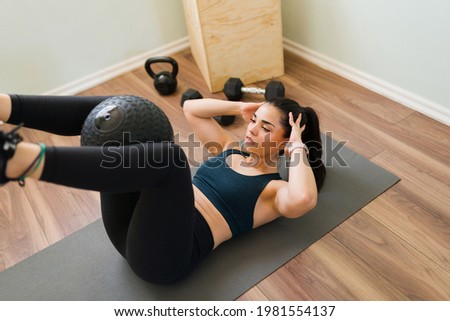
[{"xmin": 192, "ymin": 149, "xmax": 281, "ymax": 236}]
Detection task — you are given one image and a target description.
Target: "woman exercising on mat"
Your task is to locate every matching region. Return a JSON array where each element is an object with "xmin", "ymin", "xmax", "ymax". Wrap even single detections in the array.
[{"xmin": 0, "ymin": 93, "xmax": 325, "ymax": 284}]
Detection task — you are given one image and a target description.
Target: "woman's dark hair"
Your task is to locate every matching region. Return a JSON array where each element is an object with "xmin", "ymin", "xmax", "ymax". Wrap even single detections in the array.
[{"xmin": 267, "ymin": 97, "xmax": 326, "ymax": 191}]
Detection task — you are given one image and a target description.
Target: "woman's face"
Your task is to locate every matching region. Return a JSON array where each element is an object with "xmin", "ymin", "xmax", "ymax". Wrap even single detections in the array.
[{"xmin": 243, "ymin": 103, "xmax": 288, "ymax": 158}]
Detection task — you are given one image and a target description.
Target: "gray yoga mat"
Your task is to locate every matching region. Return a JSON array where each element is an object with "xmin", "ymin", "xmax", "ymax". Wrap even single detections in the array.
[{"xmin": 0, "ymin": 135, "xmax": 399, "ymax": 300}]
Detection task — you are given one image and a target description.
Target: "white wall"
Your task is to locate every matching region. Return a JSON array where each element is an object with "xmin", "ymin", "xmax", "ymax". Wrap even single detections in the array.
[
  {"xmin": 281, "ymin": 0, "xmax": 450, "ymax": 123},
  {"xmin": 2, "ymin": 0, "xmax": 448, "ymax": 124},
  {"xmin": 0, "ymin": 0, "xmax": 187, "ymax": 94}
]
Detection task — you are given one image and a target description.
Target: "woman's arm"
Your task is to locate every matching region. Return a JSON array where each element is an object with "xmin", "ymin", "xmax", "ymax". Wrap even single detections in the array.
[
  {"xmin": 274, "ymin": 113, "xmax": 318, "ymax": 218},
  {"xmin": 183, "ymin": 98, "xmax": 260, "ymax": 154}
]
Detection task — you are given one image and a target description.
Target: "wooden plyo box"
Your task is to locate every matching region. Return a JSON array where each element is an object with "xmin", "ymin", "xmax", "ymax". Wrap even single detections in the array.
[{"xmin": 182, "ymin": 0, "xmax": 284, "ymax": 93}]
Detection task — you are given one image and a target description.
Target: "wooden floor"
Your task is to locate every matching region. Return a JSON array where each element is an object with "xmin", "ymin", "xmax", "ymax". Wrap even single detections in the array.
[{"xmin": 1, "ymin": 49, "xmax": 449, "ymax": 300}]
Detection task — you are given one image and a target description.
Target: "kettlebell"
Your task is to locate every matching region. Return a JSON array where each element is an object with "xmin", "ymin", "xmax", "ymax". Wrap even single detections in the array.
[{"xmin": 144, "ymin": 56, "xmax": 178, "ymax": 95}]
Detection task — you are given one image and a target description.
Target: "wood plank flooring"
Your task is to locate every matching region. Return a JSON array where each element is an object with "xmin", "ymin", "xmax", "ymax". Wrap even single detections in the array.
[{"xmin": 1, "ymin": 49, "xmax": 449, "ymax": 300}]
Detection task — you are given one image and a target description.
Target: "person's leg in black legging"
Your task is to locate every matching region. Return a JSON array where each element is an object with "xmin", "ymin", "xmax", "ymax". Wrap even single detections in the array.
[
  {"xmin": 100, "ymin": 191, "xmax": 140, "ymax": 258},
  {"xmin": 40, "ymin": 142, "xmax": 198, "ymax": 284},
  {"xmin": 5, "ymin": 94, "xmax": 139, "ymax": 259},
  {"xmin": 3, "ymin": 94, "xmax": 203, "ymax": 283},
  {"xmin": 7, "ymin": 94, "xmax": 111, "ymax": 135}
]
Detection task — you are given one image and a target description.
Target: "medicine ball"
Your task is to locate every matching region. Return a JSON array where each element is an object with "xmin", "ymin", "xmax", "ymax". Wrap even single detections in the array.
[{"xmin": 80, "ymin": 95, "xmax": 174, "ymax": 146}]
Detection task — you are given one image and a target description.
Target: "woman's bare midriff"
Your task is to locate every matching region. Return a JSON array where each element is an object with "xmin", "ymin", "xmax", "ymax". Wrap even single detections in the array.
[{"xmin": 193, "ymin": 184, "xmax": 232, "ymax": 249}]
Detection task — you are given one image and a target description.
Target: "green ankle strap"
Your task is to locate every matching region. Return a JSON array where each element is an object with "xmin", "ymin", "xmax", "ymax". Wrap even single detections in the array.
[{"xmin": 18, "ymin": 143, "xmax": 46, "ymax": 187}]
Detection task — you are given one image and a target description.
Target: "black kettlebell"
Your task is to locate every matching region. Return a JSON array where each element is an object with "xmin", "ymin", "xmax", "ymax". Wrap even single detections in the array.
[{"xmin": 144, "ymin": 56, "xmax": 178, "ymax": 95}]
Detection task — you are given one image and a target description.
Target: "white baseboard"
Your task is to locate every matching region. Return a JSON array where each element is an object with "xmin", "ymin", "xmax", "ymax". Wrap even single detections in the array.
[
  {"xmin": 283, "ymin": 38, "xmax": 450, "ymax": 126},
  {"xmin": 43, "ymin": 36, "xmax": 449, "ymax": 126},
  {"xmin": 44, "ymin": 37, "xmax": 190, "ymax": 96}
]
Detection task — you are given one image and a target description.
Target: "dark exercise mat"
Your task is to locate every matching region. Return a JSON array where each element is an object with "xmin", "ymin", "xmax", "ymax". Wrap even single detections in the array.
[{"xmin": 0, "ymin": 135, "xmax": 399, "ymax": 300}]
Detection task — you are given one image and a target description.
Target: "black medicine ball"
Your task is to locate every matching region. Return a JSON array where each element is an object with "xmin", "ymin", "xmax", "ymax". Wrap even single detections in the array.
[{"xmin": 80, "ymin": 95, "xmax": 174, "ymax": 146}]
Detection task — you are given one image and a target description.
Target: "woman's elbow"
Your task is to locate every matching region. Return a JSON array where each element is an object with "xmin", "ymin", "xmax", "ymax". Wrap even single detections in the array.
[
  {"xmin": 183, "ymin": 100, "xmax": 193, "ymax": 114},
  {"xmin": 284, "ymin": 192, "xmax": 317, "ymax": 218},
  {"xmin": 305, "ymin": 193, "xmax": 318, "ymax": 212}
]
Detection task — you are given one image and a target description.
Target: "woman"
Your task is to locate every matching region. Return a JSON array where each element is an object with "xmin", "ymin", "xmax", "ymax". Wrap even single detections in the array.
[{"xmin": 0, "ymin": 93, "xmax": 325, "ymax": 284}]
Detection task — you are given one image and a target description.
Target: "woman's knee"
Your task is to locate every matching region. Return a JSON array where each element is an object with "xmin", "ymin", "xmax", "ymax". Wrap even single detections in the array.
[
  {"xmin": 151, "ymin": 143, "xmax": 190, "ymax": 180},
  {"xmin": 167, "ymin": 143, "xmax": 189, "ymax": 169},
  {"xmin": 143, "ymin": 142, "xmax": 187, "ymax": 167}
]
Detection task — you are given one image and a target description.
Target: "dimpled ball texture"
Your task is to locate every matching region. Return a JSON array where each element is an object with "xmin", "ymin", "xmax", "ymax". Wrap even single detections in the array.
[{"xmin": 80, "ymin": 95, "xmax": 174, "ymax": 146}]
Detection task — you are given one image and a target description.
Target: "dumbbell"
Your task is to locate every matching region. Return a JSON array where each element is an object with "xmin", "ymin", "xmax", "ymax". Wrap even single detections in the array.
[
  {"xmin": 180, "ymin": 89, "xmax": 235, "ymax": 126},
  {"xmin": 224, "ymin": 77, "xmax": 285, "ymax": 101},
  {"xmin": 180, "ymin": 88, "xmax": 203, "ymax": 107}
]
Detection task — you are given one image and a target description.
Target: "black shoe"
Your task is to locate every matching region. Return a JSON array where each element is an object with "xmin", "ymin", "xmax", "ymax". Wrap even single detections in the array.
[{"xmin": 0, "ymin": 124, "xmax": 23, "ymax": 185}]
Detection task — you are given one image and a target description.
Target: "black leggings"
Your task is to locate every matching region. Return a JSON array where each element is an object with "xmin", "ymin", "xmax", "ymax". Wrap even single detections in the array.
[{"xmin": 8, "ymin": 94, "xmax": 214, "ymax": 284}]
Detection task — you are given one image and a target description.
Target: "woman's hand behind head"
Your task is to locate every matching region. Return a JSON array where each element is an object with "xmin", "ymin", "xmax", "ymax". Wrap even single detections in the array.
[{"xmin": 240, "ymin": 101, "xmax": 264, "ymax": 124}]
